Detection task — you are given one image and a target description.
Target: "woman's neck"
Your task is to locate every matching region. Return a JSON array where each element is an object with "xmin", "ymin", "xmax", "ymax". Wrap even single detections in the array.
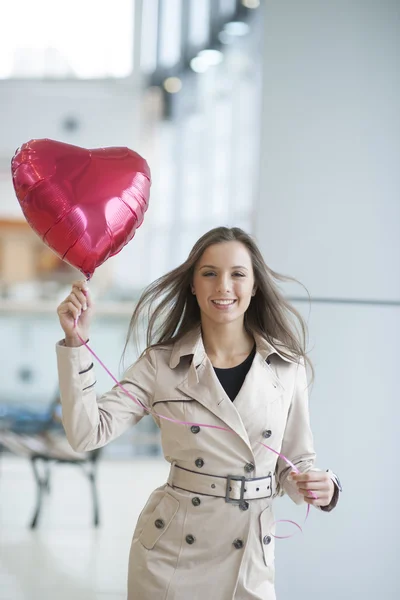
[{"xmin": 201, "ymin": 320, "xmax": 254, "ymax": 368}]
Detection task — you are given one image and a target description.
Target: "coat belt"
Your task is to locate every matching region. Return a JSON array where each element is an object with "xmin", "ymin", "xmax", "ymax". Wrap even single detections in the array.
[{"xmin": 168, "ymin": 464, "xmax": 274, "ymax": 503}]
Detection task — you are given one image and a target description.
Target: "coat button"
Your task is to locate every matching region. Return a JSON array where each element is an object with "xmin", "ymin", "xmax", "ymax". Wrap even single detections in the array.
[
  {"xmin": 263, "ymin": 535, "xmax": 272, "ymax": 545},
  {"xmin": 195, "ymin": 458, "xmax": 204, "ymax": 468},
  {"xmin": 186, "ymin": 534, "xmax": 196, "ymax": 544},
  {"xmin": 262, "ymin": 429, "xmax": 272, "ymax": 438},
  {"xmin": 244, "ymin": 462, "xmax": 255, "ymax": 473},
  {"xmin": 190, "ymin": 425, "xmax": 200, "ymax": 434},
  {"xmin": 192, "ymin": 497, "xmax": 201, "ymax": 507},
  {"xmin": 239, "ymin": 501, "xmax": 249, "ymax": 511},
  {"xmin": 233, "ymin": 538, "xmax": 244, "ymax": 549},
  {"xmin": 154, "ymin": 519, "xmax": 165, "ymax": 529}
]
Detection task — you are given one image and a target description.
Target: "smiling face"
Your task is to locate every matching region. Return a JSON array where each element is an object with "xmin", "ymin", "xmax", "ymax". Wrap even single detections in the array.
[{"xmin": 192, "ymin": 241, "xmax": 256, "ymax": 328}]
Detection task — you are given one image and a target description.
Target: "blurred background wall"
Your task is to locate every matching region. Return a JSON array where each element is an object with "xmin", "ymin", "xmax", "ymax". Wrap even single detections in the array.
[
  {"xmin": 255, "ymin": 1, "xmax": 399, "ymax": 598},
  {"xmin": 0, "ymin": 1, "xmax": 398, "ymax": 599}
]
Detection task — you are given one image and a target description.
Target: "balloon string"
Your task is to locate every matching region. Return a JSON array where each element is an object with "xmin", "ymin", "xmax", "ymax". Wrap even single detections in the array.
[{"xmin": 73, "ymin": 321, "xmax": 317, "ymax": 538}]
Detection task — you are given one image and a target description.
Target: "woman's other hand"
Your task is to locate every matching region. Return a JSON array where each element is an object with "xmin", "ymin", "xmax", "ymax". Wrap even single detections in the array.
[{"xmin": 289, "ymin": 471, "xmax": 335, "ymax": 507}]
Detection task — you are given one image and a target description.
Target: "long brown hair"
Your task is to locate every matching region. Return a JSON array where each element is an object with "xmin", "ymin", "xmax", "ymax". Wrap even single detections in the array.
[{"xmin": 123, "ymin": 226, "xmax": 313, "ymax": 377}]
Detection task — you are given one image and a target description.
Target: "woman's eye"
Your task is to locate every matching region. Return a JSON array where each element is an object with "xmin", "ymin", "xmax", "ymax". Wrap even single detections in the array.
[{"xmin": 202, "ymin": 271, "xmax": 245, "ymax": 277}]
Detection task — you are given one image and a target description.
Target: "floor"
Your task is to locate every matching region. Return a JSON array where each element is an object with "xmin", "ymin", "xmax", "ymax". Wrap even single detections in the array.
[{"xmin": 0, "ymin": 455, "xmax": 170, "ymax": 600}]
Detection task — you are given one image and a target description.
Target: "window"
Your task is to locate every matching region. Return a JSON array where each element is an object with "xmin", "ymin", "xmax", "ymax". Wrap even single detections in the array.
[
  {"xmin": 188, "ymin": 0, "xmax": 210, "ymax": 47},
  {"xmin": 158, "ymin": 0, "xmax": 182, "ymax": 68},
  {"xmin": 140, "ymin": 0, "xmax": 159, "ymax": 74},
  {"xmin": 0, "ymin": 0, "xmax": 134, "ymax": 79},
  {"xmin": 219, "ymin": 0, "xmax": 237, "ymax": 19}
]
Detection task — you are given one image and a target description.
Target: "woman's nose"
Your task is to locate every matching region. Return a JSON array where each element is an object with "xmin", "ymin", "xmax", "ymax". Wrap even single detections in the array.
[{"xmin": 216, "ymin": 276, "xmax": 231, "ymax": 293}]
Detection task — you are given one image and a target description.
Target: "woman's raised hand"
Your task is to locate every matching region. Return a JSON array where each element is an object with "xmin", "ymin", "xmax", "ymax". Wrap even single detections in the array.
[{"xmin": 57, "ymin": 280, "xmax": 93, "ymax": 346}]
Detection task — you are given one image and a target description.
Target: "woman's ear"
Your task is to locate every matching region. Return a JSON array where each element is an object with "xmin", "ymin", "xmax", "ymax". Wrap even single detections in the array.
[{"xmin": 251, "ymin": 287, "xmax": 256, "ymax": 296}]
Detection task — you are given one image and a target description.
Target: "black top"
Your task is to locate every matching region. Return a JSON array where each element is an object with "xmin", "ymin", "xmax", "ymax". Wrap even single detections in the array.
[{"xmin": 213, "ymin": 345, "xmax": 256, "ymax": 401}]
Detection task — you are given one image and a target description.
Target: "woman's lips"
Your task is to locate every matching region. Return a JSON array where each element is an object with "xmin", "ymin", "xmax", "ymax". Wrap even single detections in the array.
[{"xmin": 211, "ymin": 299, "xmax": 237, "ymax": 310}]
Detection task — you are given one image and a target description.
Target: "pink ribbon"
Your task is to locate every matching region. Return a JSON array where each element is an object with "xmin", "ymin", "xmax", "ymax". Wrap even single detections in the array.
[{"xmin": 73, "ymin": 323, "xmax": 316, "ymax": 538}]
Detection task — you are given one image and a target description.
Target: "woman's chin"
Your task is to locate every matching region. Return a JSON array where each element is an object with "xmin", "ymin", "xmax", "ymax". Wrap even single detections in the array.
[{"xmin": 202, "ymin": 310, "xmax": 243, "ymax": 327}]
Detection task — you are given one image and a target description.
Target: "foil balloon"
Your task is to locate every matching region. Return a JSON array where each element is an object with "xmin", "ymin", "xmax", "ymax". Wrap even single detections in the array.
[{"xmin": 11, "ymin": 138, "xmax": 151, "ymax": 279}]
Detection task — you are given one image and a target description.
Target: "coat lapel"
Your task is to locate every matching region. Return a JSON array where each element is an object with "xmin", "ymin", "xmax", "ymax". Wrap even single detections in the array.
[
  {"xmin": 233, "ymin": 353, "xmax": 284, "ymax": 430},
  {"xmin": 172, "ymin": 327, "xmax": 294, "ymax": 454},
  {"xmin": 176, "ymin": 356, "xmax": 253, "ymax": 452}
]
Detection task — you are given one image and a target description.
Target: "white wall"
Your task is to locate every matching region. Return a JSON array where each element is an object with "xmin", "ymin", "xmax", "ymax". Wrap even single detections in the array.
[
  {"xmin": 254, "ymin": 1, "xmax": 399, "ymax": 598},
  {"xmin": 255, "ymin": 0, "xmax": 400, "ymax": 301}
]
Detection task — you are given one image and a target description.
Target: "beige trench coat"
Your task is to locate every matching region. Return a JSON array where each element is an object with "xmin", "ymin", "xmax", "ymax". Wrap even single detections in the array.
[{"xmin": 56, "ymin": 327, "xmax": 338, "ymax": 600}]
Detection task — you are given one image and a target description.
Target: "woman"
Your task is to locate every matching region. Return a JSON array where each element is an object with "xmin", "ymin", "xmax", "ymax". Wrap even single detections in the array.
[{"xmin": 56, "ymin": 226, "xmax": 341, "ymax": 600}]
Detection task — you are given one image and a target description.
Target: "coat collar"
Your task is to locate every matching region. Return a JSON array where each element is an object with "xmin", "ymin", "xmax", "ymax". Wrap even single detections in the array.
[
  {"xmin": 171, "ymin": 326, "xmax": 293, "ymax": 457},
  {"xmin": 169, "ymin": 326, "xmax": 296, "ymax": 369}
]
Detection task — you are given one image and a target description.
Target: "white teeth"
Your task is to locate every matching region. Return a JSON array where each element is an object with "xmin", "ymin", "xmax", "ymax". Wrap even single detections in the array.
[{"xmin": 212, "ymin": 300, "xmax": 235, "ymax": 305}]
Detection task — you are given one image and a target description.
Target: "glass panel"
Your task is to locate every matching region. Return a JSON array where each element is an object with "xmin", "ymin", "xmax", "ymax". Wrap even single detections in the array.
[
  {"xmin": 140, "ymin": 0, "xmax": 159, "ymax": 74},
  {"xmin": 219, "ymin": 0, "xmax": 237, "ymax": 18},
  {"xmin": 159, "ymin": 0, "xmax": 182, "ymax": 68},
  {"xmin": 212, "ymin": 98, "xmax": 233, "ymax": 218},
  {"xmin": 0, "ymin": 0, "xmax": 134, "ymax": 79},
  {"xmin": 181, "ymin": 115, "xmax": 205, "ymax": 223},
  {"xmin": 188, "ymin": 0, "xmax": 210, "ymax": 47},
  {"xmin": 145, "ymin": 122, "xmax": 177, "ymax": 228}
]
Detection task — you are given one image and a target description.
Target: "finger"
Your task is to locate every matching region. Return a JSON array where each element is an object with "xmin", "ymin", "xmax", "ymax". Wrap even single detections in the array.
[
  {"xmin": 72, "ymin": 281, "xmax": 92, "ymax": 308},
  {"xmin": 298, "ymin": 490, "xmax": 326, "ymax": 501},
  {"xmin": 304, "ymin": 496, "xmax": 329, "ymax": 507},
  {"xmin": 69, "ymin": 290, "xmax": 87, "ymax": 311},
  {"xmin": 297, "ymin": 481, "xmax": 329, "ymax": 492},
  {"xmin": 291, "ymin": 471, "xmax": 321, "ymax": 482},
  {"xmin": 297, "ymin": 487, "xmax": 321, "ymax": 499},
  {"xmin": 65, "ymin": 293, "xmax": 83, "ymax": 311},
  {"xmin": 58, "ymin": 301, "xmax": 82, "ymax": 320},
  {"xmin": 300, "ymin": 489, "xmax": 322, "ymax": 499},
  {"xmin": 84, "ymin": 287, "xmax": 92, "ymax": 308},
  {"xmin": 72, "ymin": 279, "xmax": 88, "ymax": 291},
  {"xmin": 291, "ymin": 472, "xmax": 329, "ymax": 484}
]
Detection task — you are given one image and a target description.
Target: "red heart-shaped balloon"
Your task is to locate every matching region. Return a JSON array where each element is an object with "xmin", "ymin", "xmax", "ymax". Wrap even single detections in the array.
[{"xmin": 11, "ymin": 138, "xmax": 151, "ymax": 279}]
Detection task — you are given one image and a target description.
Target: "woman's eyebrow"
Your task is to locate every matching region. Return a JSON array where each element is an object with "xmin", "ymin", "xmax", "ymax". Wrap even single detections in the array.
[{"xmin": 198, "ymin": 265, "xmax": 249, "ymax": 270}]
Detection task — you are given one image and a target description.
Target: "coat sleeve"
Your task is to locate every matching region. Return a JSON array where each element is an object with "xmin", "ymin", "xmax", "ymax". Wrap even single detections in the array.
[
  {"xmin": 56, "ymin": 341, "xmax": 156, "ymax": 452},
  {"xmin": 275, "ymin": 360, "xmax": 339, "ymax": 511}
]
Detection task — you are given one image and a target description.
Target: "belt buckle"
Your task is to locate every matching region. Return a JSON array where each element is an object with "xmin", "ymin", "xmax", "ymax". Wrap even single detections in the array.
[{"xmin": 225, "ymin": 475, "xmax": 246, "ymax": 504}]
